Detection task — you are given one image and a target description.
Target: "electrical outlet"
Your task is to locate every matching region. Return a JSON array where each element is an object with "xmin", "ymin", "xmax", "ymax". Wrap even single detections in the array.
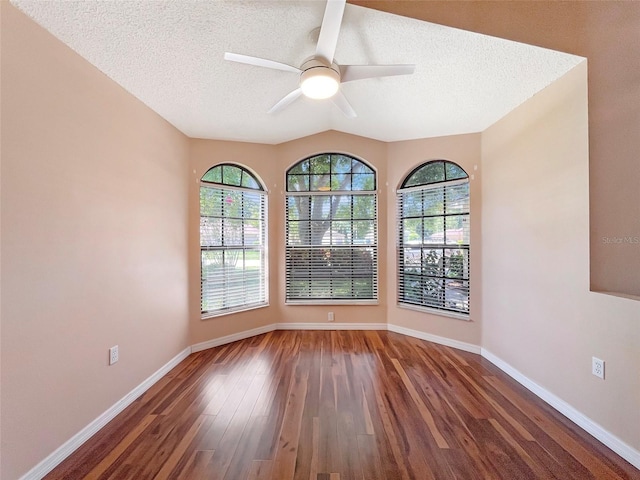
[
  {"xmin": 109, "ymin": 345, "xmax": 119, "ymax": 365},
  {"xmin": 328, "ymin": 311, "xmax": 334, "ymax": 322},
  {"xmin": 592, "ymin": 357, "xmax": 604, "ymax": 379}
]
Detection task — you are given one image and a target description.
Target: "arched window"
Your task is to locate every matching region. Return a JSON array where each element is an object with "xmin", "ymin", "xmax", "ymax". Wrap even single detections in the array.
[
  {"xmin": 286, "ymin": 153, "xmax": 377, "ymax": 302},
  {"xmin": 200, "ymin": 163, "xmax": 267, "ymax": 316},
  {"xmin": 397, "ymin": 160, "xmax": 470, "ymax": 316}
]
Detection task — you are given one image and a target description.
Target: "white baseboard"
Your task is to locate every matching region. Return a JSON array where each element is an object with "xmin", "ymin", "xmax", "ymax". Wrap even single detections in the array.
[
  {"xmin": 387, "ymin": 323, "xmax": 481, "ymax": 354},
  {"xmin": 191, "ymin": 324, "xmax": 277, "ymax": 352},
  {"xmin": 23, "ymin": 326, "xmax": 639, "ymax": 479},
  {"xmin": 275, "ymin": 322, "xmax": 387, "ymax": 331},
  {"xmin": 19, "ymin": 347, "xmax": 192, "ymax": 480},
  {"xmin": 481, "ymin": 349, "xmax": 640, "ymax": 471}
]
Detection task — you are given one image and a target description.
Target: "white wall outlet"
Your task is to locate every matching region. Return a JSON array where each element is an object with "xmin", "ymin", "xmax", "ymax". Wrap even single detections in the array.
[
  {"xmin": 109, "ymin": 345, "xmax": 119, "ymax": 365},
  {"xmin": 328, "ymin": 311, "xmax": 334, "ymax": 322},
  {"xmin": 592, "ymin": 357, "xmax": 604, "ymax": 379}
]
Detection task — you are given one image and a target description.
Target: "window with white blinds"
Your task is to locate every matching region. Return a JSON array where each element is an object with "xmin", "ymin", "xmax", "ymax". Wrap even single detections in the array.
[
  {"xmin": 397, "ymin": 160, "xmax": 470, "ymax": 316},
  {"xmin": 200, "ymin": 164, "xmax": 267, "ymax": 317},
  {"xmin": 286, "ymin": 153, "xmax": 377, "ymax": 303}
]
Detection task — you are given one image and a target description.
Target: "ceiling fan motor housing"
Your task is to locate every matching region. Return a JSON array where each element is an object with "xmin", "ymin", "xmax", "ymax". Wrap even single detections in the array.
[{"xmin": 300, "ymin": 59, "xmax": 341, "ymax": 99}]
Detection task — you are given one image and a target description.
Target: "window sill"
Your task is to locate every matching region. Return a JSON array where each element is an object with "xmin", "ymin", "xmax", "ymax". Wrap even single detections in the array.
[
  {"xmin": 201, "ymin": 302, "xmax": 269, "ymax": 320},
  {"xmin": 286, "ymin": 300, "xmax": 379, "ymax": 306},
  {"xmin": 398, "ymin": 303, "xmax": 471, "ymax": 321}
]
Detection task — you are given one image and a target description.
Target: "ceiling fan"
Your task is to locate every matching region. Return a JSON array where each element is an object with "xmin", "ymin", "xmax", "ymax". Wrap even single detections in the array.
[{"xmin": 224, "ymin": 0, "xmax": 415, "ymax": 118}]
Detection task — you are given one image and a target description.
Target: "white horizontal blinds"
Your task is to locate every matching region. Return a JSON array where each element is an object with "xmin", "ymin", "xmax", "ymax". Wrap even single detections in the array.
[
  {"xmin": 200, "ymin": 174, "xmax": 267, "ymax": 315},
  {"xmin": 286, "ymin": 153, "xmax": 377, "ymax": 302},
  {"xmin": 398, "ymin": 160, "xmax": 470, "ymax": 314},
  {"xmin": 286, "ymin": 193, "xmax": 377, "ymax": 300}
]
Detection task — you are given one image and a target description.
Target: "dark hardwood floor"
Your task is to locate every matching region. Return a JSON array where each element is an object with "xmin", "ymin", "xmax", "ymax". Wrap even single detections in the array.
[{"xmin": 45, "ymin": 330, "xmax": 639, "ymax": 479}]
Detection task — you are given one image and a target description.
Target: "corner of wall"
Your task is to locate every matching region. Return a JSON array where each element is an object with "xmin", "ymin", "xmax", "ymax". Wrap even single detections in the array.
[{"xmin": 480, "ymin": 60, "xmax": 640, "ymax": 453}]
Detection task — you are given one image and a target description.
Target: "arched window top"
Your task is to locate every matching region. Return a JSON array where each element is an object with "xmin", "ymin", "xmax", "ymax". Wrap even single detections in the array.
[
  {"xmin": 287, "ymin": 153, "xmax": 375, "ymax": 192},
  {"xmin": 201, "ymin": 163, "xmax": 264, "ymax": 191},
  {"xmin": 401, "ymin": 160, "xmax": 468, "ymax": 189}
]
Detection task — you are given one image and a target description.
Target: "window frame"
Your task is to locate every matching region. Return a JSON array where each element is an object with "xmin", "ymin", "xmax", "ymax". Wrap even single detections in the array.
[
  {"xmin": 200, "ymin": 163, "xmax": 268, "ymax": 318},
  {"xmin": 285, "ymin": 153, "xmax": 378, "ymax": 305},
  {"xmin": 397, "ymin": 160, "xmax": 470, "ymax": 319}
]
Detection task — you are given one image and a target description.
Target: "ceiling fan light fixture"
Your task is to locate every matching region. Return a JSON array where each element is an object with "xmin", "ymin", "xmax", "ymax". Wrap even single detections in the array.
[{"xmin": 300, "ymin": 66, "xmax": 340, "ymax": 99}]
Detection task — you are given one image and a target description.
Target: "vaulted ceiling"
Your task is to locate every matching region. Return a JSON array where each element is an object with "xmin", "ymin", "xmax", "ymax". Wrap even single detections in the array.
[{"xmin": 12, "ymin": 0, "xmax": 583, "ymax": 144}]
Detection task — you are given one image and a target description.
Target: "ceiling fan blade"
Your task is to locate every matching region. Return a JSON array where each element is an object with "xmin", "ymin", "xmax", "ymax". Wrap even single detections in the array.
[
  {"xmin": 331, "ymin": 90, "xmax": 357, "ymax": 118},
  {"xmin": 339, "ymin": 64, "xmax": 416, "ymax": 83},
  {"xmin": 224, "ymin": 52, "xmax": 300, "ymax": 74},
  {"xmin": 268, "ymin": 88, "xmax": 303, "ymax": 114},
  {"xmin": 315, "ymin": 0, "xmax": 346, "ymax": 65}
]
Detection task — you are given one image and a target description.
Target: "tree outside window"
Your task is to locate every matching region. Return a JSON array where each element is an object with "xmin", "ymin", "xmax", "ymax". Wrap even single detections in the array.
[{"xmin": 286, "ymin": 153, "xmax": 377, "ymax": 302}]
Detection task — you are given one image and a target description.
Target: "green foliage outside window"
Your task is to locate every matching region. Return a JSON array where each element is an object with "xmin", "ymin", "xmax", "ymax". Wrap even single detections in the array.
[{"xmin": 286, "ymin": 153, "xmax": 378, "ymax": 301}]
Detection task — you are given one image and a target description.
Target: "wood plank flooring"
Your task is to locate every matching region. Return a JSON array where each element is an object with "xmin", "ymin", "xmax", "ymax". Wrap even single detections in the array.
[{"xmin": 44, "ymin": 330, "xmax": 639, "ymax": 480}]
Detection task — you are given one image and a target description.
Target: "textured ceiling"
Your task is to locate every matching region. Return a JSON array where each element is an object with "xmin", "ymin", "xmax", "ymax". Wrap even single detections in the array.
[{"xmin": 11, "ymin": 0, "xmax": 584, "ymax": 144}]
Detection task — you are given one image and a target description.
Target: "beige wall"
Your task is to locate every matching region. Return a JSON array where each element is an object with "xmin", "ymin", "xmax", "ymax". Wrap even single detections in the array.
[
  {"xmin": 481, "ymin": 61, "xmax": 640, "ymax": 451},
  {"xmin": 386, "ymin": 134, "xmax": 482, "ymax": 346},
  {"xmin": 1, "ymin": 4, "xmax": 190, "ymax": 479},
  {"xmin": 275, "ymin": 131, "xmax": 389, "ymax": 326},
  {"xmin": 189, "ymin": 139, "xmax": 280, "ymax": 345},
  {"xmin": 351, "ymin": 0, "xmax": 640, "ymax": 298},
  {"xmin": 3, "ymin": 1, "xmax": 639, "ymax": 478},
  {"xmin": 189, "ymin": 130, "xmax": 484, "ymax": 342},
  {"xmin": 190, "ymin": 131, "xmax": 390, "ymax": 342}
]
